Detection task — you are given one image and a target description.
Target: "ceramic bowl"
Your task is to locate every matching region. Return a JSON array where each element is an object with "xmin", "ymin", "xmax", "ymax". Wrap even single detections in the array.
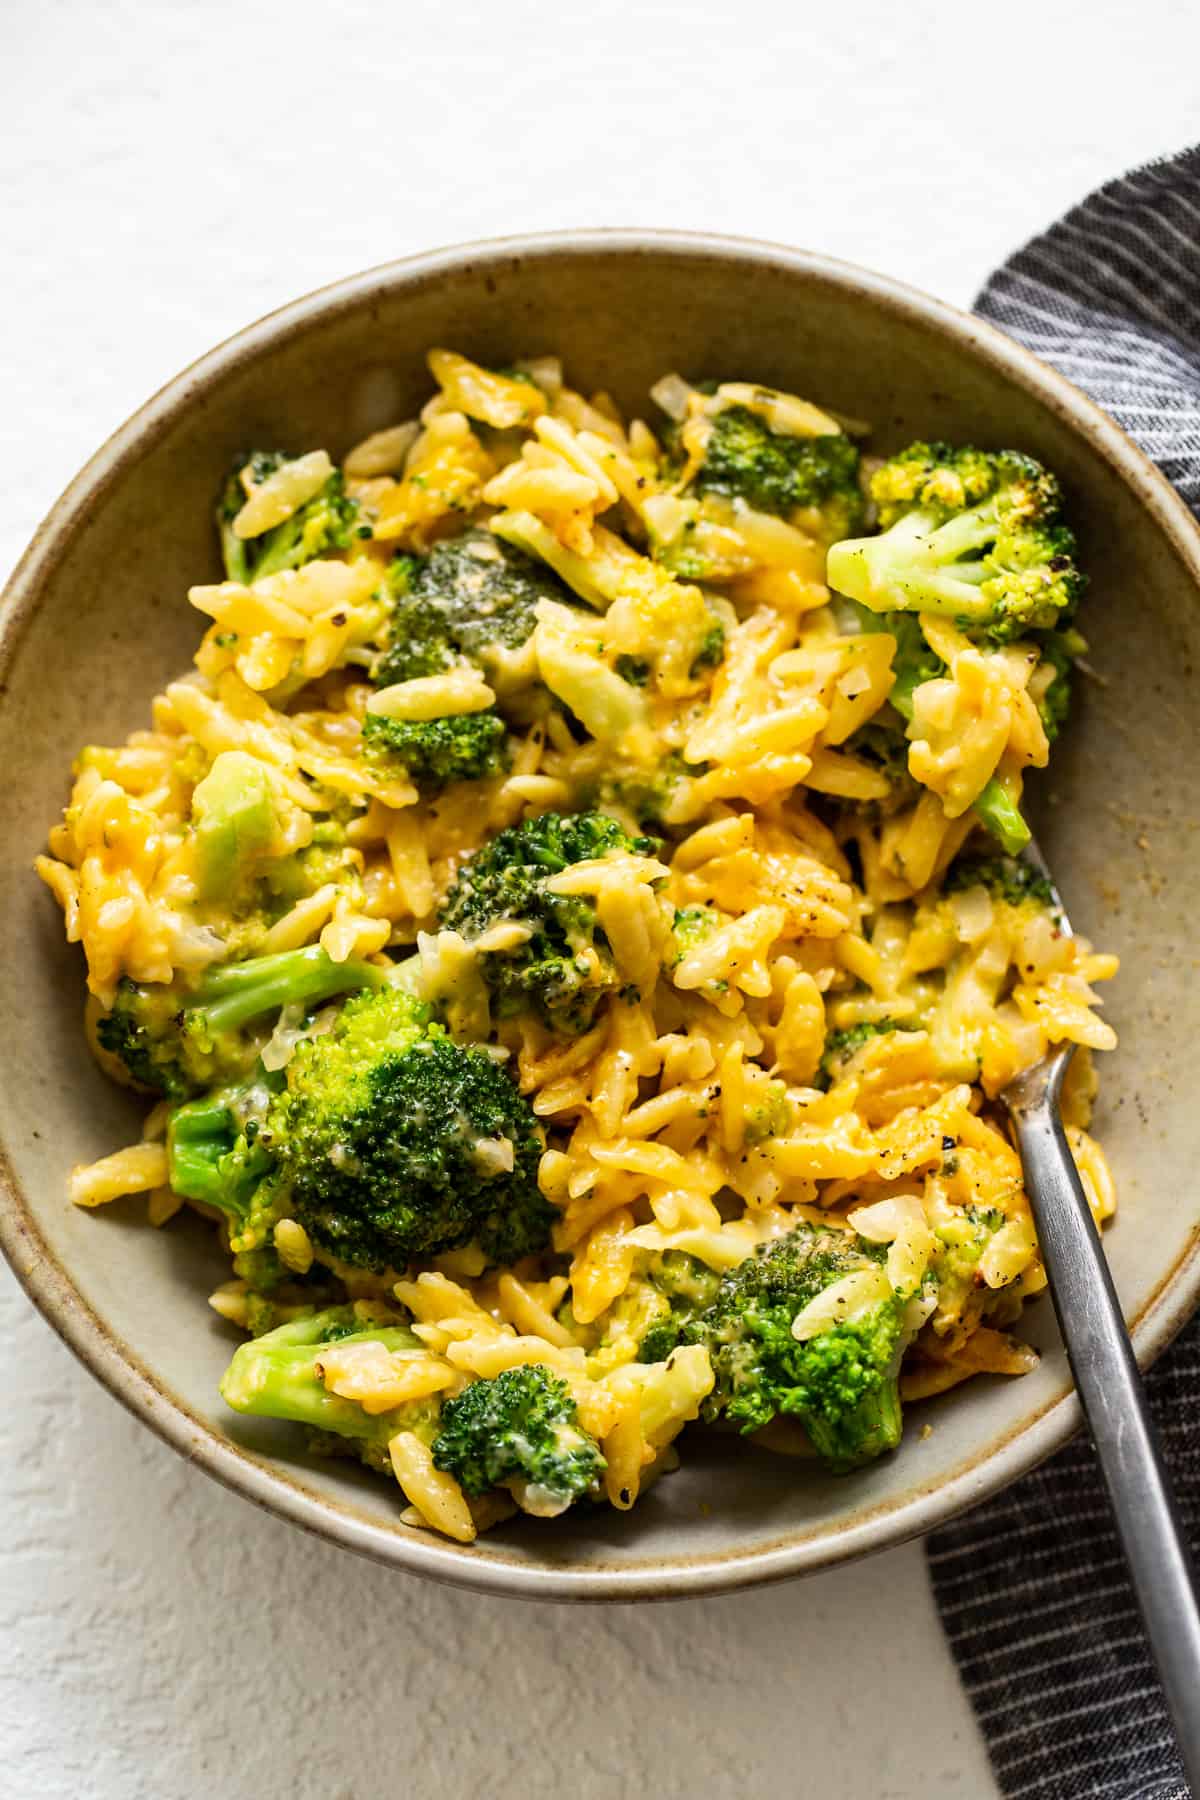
[{"xmin": 3, "ymin": 233, "xmax": 1198, "ymax": 1600}]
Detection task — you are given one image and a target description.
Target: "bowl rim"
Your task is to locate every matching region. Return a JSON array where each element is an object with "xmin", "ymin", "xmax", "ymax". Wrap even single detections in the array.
[{"xmin": 4, "ymin": 226, "xmax": 1200, "ymax": 1602}]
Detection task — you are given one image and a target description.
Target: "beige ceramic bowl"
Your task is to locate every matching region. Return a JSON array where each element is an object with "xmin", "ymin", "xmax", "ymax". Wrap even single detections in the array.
[{"xmin": 2, "ymin": 232, "xmax": 1199, "ymax": 1600}]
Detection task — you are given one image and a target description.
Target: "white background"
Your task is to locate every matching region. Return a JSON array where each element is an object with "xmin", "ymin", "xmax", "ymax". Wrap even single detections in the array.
[{"xmin": 2, "ymin": 4, "xmax": 1197, "ymax": 1796}]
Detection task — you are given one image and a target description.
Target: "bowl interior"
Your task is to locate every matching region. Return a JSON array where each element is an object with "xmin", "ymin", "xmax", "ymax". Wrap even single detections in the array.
[{"xmin": 3, "ymin": 236, "xmax": 1199, "ymax": 1598}]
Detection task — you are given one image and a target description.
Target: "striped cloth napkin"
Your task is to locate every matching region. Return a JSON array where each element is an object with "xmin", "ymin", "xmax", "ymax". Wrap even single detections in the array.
[{"xmin": 927, "ymin": 146, "xmax": 1200, "ymax": 1800}]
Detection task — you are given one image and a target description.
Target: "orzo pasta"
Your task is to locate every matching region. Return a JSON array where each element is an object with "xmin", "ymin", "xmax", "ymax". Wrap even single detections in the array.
[{"xmin": 38, "ymin": 352, "xmax": 1115, "ymax": 1539}]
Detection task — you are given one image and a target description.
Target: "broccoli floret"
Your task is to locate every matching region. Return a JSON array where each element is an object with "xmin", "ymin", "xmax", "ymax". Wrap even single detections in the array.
[
  {"xmin": 682, "ymin": 1224, "xmax": 910, "ymax": 1470},
  {"xmin": 260, "ymin": 983, "xmax": 552, "ymax": 1270},
  {"xmin": 1034, "ymin": 626, "xmax": 1086, "ymax": 742},
  {"xmin": 374, "ymin": 528, "xmax": 568, "ymax": 689},
  {"xmin": 97, "ymin": 945, "xmax": 386, "ymax": 1100},
  {"xmin": 217, "ymin": 451, "xmax": 285, "ymax": 583},
  {"xmin": 827, "ymin": 442, "xmax": 1084, "ymax": 642},
  {"xmin": 439, "ymin": 811, "xmax": 659, "ymax": 1035},
  {"xmin": 668, "ymin": 905, "xmax": 717, "ymax": 964},
  {"xmin": 361, "ymin": 709, "xmax": 510, "ymax": 791},
  {"xmin": 586, "ymin": 751, "xmax": 705, "ymax": 835},
  {"xmin": 257, "ymin": 829, "xmax": 359, "ymax": 915},
  {"xmin": 943, "ymin": 855, "xmax": 1055, "ymax": 909},
  {"xmin": 852, "ymin": 607, "xmax": 944, "ymax": 724},
  {"xmin": 220, "ymin": 1306, "xmax": 436, "ymax": 1466},
  {"xmin": 373, "ymin": 556, "xmax": 457, "ymax": 682},
  {"xmin": 744, "ymin": 1079, "xmax": 791, "ymax": 1145},
  {"xmin": 690, "ymin": 405, "xmax": 863, "ymax": 531},
  {"xmin": 664, "ymin": 906, "xmax": 725, "ymax": 999},
  {"xmin": 691, "ymin": 615, "xmax": 727, "ymax": 676},
  {"xmin": 626, "ymin": 755, "xmax": 696, "ymax": 831},
  {"xmin": 643, "ymin": 502, "xmax": 730, "ymax": 582},
  {"xmin": 167, "ymin": 1072, "xmax": 279, "ymax": 1224},
  {"xmin": 839, "ymin": 723, "xmax": 920, "ymax": 816},
  {"xmin": 647, "ymin": 394, "xmax": 863, "ymax": 574},
  {"xmin": 837, "ymin": 609, "xmax": 936, "ymax": 815},
  {"xmin": 636, "ymin": 1251, "xmax": 724, "ymax": 1363},
  {"xmin": 1037, "ymin": 643, "xmax": 1072, "ymax": 742},
  {"xmin": 432, "ymin": 1365, "xmax": 605, "ymax": 1512},
  {"xmin": 189, "ymin": 750, "xmax": 284, "ymax": 903},
  {"xmin": 817, "ymin": 1019, "xmax": 903, "ymax": 1089},
  {"xmin": 217, "ymin": 451, "xmax": 362, "ymax": 584},
  {"xmin": 928, "ymin": 1206, "xmax": 1008, "ymax": 1338}
]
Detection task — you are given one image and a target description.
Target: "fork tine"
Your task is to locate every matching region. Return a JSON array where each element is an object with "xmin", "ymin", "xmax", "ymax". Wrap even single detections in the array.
[{"xmin": 1018, "ymin": 833, "xmax": 1074, "ymax": 940}]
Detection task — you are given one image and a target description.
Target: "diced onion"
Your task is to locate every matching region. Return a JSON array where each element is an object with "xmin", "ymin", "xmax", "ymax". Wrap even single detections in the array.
[
  {"xmin": 949, "ymin": 885, "xmax": 995, "ymax": 944},
  {"xmin": 648, "ymin": 373, "xmax": 694, "ymax": 422},
  {"xmin": 791, "ymin": 1266, "xmax": 892, "ymax": 1341}
]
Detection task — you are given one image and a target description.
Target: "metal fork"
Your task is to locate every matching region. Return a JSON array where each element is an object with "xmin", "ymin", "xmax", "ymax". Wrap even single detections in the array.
[{"xmin": 1002, "ymin": 837, "xmax": 1200, "ymax": 1780}]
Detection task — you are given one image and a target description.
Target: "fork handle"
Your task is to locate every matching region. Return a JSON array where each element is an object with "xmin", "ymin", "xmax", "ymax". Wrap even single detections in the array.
[{"xmin": 1007, "ymin": 1056, "xmax": 1200, "ymax": 1782}]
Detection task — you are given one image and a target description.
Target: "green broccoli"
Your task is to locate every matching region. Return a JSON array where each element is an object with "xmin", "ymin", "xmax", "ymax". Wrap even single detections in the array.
[
  {"xmin": 257, "ymin": 983, "xmax": 552, "ymax": 1270},
  {"xmin": 432, "ymin": 1365, "xmax": 605, "ymax": 1512},
  {"xmin": 927, "ymin": 1206, "xmax": 1008, "ymax": 1338},
  {"xmin": 865, "ymin": 608, "xmax": 945, "ymax": 722},
  {"xmin": 585, "ymin": 751, "xmax": 706, "ymax": 835},
  {"xmin": 971, "ymin": 779, "xmax": 1033, "ymax": 857},
  {"xmin": 219, "ymin": 1306, "xmax": 437, "ymax": 1469},
  {"xmin": 439, "ymin": 811, "xmax": 659, "ymax": 1034},
  {"xmin": 1034, "ymin": 626, "xmax": 1087, "ymax": 741},
  {"xmin": 839, "ymin": 723, "xmax": 920, "ymax": 816},
  {"xmin": 835, "ymin": 610, "xmax": 937, "ymax": 816},
  {"xmin": 167, "ymin": 1073, "xmax": 279, "ymax": 1220},
  {"xmin": 361, "ymin": 708, "xmax": 510, "ymax": 791},
  {"xmin": 625, "ymin": 755, "xmax": 696, "ymax": 831},
  {"xmin": 647, "ymin": 400, "xmax": 863, "ymax": 578},
  {"xmin": 178, "ymin": 743, "xmax": 363, "ymax": 923},
  {"xmin": 256, "ymin": 828, "xmax": 362, "ymax": 917},
  {"xmin": 943, "ymin": 854, "xmax": 1055, "ymax": 909},
  {"xmin": 817, "ymin": 1019, "xmax": 904, "ymax": 1089},
  {"xmin": 97, "ymin": 945, "xmax": 387, "ymax": 1101},
  {"xmin": 217, "ymin": 451, "xmax": 363, "ymax": 585},
  {"xmin": 667, "ymin": 905, "xmax": 718, "ymax": 964},
  {"xmin": 601, "ymin": 602, "xmax": 723, "ymax": 690},
  {"xmin": 744, "ymin": 1079, "xmax": 791, "ymax": 1145},
  {"xmin": 681, "ymin": 1224, "xmax": 911, "ymax": 1470},
  {"xmin": 827, "ymin": 442, "xmax": 1084, "ymax": 642},
  {"xmin": 372, "ymin": 556, "xmax": 457, "ymax": 682},
  {"xmin": 374, "ymin": 528, "xmax": 568, "ymax": 690},
  {"xmin": 615, "ymin": 655, "xmax": 651, "ymax": 687},
  {"xmin": 662, "ymin": 905, "xmax": 726, "ymax": 1000},
  {"xmin": 691, "ymin": 614, "xmax": 727, "ymax": 676},
  {"xmin": 190, "ymin": 750, "xmax": 281, "ymax": 901},
  {"xmin": 688, "ymin": 404, "xmax": 863, "ymax": 531},
  {"xmin": 635, "ymin": 1251, "xmax": 724, "ymax": 1364}
]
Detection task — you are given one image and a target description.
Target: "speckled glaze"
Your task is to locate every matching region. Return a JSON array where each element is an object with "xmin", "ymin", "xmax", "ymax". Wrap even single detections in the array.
[{"xmin": 2, "ymin": 232, "xmax": 1198, "ymax": 1601}]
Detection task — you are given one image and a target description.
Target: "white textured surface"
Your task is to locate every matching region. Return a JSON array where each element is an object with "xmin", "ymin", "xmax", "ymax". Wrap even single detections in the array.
[{"xmin": 3, "ymin": 4, "xmax": 1196, "ymax": 1795}]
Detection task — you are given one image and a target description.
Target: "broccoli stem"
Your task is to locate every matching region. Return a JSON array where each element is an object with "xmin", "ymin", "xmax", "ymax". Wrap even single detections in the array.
[
  {"xmin": 220, "ymin": 1315, "xmax": 422, "ymax": 1445},
  {"xmin": 249, "ymin": 513, "xmax": 321, "ymax": 582},
  {"xmin": 889, "ymin": 665, "xmax": 926, "ymax": 723},
  {"xmin": 973, "ymin": 777, "xmax": 1031, "ymax": 855},
  {"xmin": 219, "ymin": 520, "xmax": 251, "ymax": 586},
  {"xmin": 194, "ymin": 945, "xmax": 386, "ymax": 1036},
  {"xmin": 832, "ymin": 506, "xmax": 998, "ymax": 618},
  {"xmin": 168, "ymin": 1094, "xmax": 240, "ymax": 1207},
  {"xmin": 167, "ymin": 1082, "xmax": 276, "ymax": 1214}
]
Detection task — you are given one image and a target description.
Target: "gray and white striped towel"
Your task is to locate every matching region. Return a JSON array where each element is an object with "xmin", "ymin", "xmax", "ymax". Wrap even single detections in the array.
[{"xmin": 927, "ymin": 146, "xmax": 1200, "ymax": 1800}]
